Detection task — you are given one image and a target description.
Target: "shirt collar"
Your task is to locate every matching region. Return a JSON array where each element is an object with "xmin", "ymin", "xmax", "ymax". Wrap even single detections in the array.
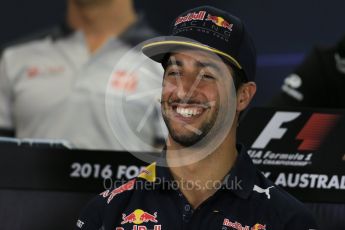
[
  {"xmin": 142, "ymin": 144, "xmax": 256, "ymax": 199},
  {"xmin": 51, "ymin": 20, "xmax": 74, "ymax": 40},
  {"xmin": 118, "ymin": 13, "xmax": 159, "ymax": 46},
  {"xmin": 222, "ymin": 144, "xmax": 256, "ymax": 199}
]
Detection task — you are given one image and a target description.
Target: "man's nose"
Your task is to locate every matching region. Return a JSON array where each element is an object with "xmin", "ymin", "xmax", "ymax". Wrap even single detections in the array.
[{"xmin": 176, "ymin": 75, "xmax": 199, "ymax": 100}]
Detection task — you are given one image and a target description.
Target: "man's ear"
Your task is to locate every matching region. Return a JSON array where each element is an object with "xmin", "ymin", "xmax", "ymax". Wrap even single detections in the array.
[{"xmin": 236, "ymin": 82, "xmax": 256, "ymax": 112}]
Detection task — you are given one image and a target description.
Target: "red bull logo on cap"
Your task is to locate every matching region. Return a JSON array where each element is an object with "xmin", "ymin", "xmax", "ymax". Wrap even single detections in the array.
[
  {"xmin": 205, "ymin": 14, "xmax": 233, "ymax": 31},
  {"xmin": 175, "ymin": 11, "xmax": 206, "ymax": 26}
]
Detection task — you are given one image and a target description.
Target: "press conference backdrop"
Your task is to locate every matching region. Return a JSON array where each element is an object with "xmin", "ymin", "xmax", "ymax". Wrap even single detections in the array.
[
  {"xmin": 1, "ymin": 0, "xmax": 345, "ymax": 105},
  {"xmin": 238, "ymin": 107, "xmax": 345, "ymax": 203},
  {"xmin": 237, "ymin": 107, "xmax": 345, "ymax": 229},
  {"xmin": 0, "ymin": 107, "xmax": 345, "ymax": 229},
  {"xmin": 0, "ymin": 145, "xmax": 149, "ymax": 230}
]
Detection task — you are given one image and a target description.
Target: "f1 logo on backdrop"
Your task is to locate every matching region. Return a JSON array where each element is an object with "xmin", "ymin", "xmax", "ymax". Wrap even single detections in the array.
[{"xmin": 252, "ymin": 112, "xmax": 340, "ymax": 151}]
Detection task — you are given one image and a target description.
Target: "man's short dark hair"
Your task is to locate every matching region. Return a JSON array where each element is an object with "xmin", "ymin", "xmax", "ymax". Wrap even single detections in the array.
[{"xmin": 229, "ymin": 64, "xmax": 247, "ymax": 91}]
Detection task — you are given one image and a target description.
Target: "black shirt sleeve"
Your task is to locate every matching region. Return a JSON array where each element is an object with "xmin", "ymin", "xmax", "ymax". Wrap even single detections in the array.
[{"xmin": 75, "ymin": 195, "xmax": 106, "ymax": 230}]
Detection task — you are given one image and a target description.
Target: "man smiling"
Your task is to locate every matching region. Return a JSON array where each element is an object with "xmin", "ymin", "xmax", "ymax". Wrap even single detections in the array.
[
  {"xmin": 161, "ymin": 50, "xmax": 224, "ymax": 147},
  {"xmin": 76, "ymin": 6, "xmax": 318, "ymax": 230}
]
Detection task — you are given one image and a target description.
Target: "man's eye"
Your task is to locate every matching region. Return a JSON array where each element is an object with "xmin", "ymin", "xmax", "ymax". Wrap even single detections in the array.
[
  {"xmin": 201, "ymin": 74, "xmax": 215, "ymax": 80},
  {"xmin": 167, "ymin": 71, "xmax": 181, "ymax": 77}
]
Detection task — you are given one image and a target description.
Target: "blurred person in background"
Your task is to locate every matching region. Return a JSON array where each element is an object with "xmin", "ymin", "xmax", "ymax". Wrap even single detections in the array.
[
  {"xmin": 270, "ymin": 34, "xmax": 345, "ymax": 229},
  {"xmin": 0, "ymin": 0, "xmax": 165, "ymax": 151},
  {"xmin": 271, "ymin": 34, "xmax": 345, "ymax": 108}
]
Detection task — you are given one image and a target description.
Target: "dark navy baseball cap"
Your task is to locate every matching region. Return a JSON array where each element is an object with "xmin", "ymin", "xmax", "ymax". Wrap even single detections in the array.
[{"xmin": 142, "ymin": 5, "xmax": 257, "ymax": 82}]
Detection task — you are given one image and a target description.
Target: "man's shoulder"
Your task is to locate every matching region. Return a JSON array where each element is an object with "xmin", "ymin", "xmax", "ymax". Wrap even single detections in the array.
[
  {"xmin": 1, "ymin": 36, "xmax": 55, "ymax": 80},
  {"xmin": 75, "ymin": 163, "xmax": 157, "ymax": 229},
  {"xmin": 1, "ymin": 24, "xmax": 71, "ymax": 59},
  {"xmin": 1, "ymin": 33, "xmax": 57, "ymax": 65},
  {"xmin": 253, "ymin": 172, "xmax": 317, "ymax": 227},
  {"xmin": 120, "ymin": 16, "xmax": 160, "ymax": 46},
  {"xmin": 89, "ymin": 162, "xmax": 157, "ymax": 206},
  {"xmin": 99, "ymin": 178, "xmax": 137, "ymax": 205},
  {"xmin": 3, "ymin": 37, "xmax": 51, "ymax": 56}
]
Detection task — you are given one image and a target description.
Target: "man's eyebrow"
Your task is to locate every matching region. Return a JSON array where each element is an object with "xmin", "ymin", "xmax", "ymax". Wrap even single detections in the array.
[
  {"xmin": 196, "ymin": 61, "xmax": 223, "ymax": 74},
  {"xmin": 165, "ymin": 57, "xmax": 224, "ymax": 74},
  {"xmin": 166, "ymin": 59, "xmax": 182, "ymax": 68}
]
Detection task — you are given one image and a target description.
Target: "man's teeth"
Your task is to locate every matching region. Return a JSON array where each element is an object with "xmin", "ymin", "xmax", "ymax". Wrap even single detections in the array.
[{"xmin": 176, "ymin": 107, "xmax": 202, "ymax": 117}]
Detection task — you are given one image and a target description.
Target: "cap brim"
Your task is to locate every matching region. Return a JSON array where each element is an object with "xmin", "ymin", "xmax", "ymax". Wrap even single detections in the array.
[{"xmin": 142, "ymin": 40, "xmax": 242, "ymax": 70}]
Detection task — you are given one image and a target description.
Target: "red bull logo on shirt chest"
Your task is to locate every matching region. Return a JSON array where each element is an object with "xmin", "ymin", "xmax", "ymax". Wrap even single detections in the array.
[{"xmin": 117, "ymin": 209, "xmax": 161, "ymax": 230}]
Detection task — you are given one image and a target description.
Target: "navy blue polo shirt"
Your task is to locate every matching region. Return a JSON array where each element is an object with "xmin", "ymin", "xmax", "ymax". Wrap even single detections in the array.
[{"xmin": 76, "ymin": 145, "xmax": 317, "ymax": 230}]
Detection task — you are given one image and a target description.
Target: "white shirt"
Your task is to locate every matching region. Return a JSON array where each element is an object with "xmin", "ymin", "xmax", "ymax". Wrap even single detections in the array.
[{"xmin": 0, "ymin": 25, "xmax": 166, "ymax": 151}]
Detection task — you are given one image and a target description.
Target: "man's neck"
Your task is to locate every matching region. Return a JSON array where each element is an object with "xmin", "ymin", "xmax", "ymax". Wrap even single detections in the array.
[
  {"xmin": 166, "ymin": 133, "xmax": 238, "ymax": 208},
  {"xmin": 67, "ymin": 0, "xmax": 137, "ymax": 53}
]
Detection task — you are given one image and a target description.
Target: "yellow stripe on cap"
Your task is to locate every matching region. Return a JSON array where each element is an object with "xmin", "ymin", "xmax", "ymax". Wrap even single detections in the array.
[{"xmin": 142, "ymin": 40, "xmax": 242, "ymax": 69}]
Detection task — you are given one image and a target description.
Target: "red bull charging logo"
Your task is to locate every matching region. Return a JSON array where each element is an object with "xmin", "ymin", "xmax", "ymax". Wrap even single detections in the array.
[
  {"xmin": 205, "ymin": 14, "xmax": 233, "ymax": 31},
  {"xmin": 118, "ymin": 209, "xmax": 161, "ymax": 230},
  {"xmin": 252, "ymin": 223, "xmax": 267, "ymax": 230}
]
